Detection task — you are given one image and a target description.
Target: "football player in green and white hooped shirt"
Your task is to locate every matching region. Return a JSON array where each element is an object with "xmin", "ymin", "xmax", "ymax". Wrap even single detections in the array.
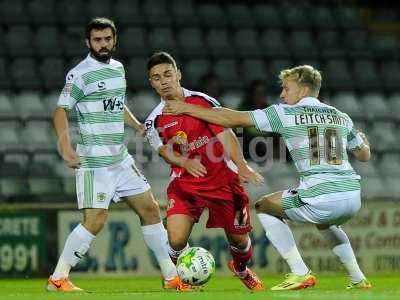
[
  {"xmin": 163, "ymin": 65, "xmax": 372, "ymax": 290},
  {"xmin": 48, "ymin": 18, "xmax": 182, "ymax": 292}
]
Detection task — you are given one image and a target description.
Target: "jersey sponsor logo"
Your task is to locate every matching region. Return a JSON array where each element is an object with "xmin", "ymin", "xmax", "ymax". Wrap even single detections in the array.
[
  {"xmin": 163, "ymin": 121, "xmax": 178, "ymax": 129},
  {"xmin": 74, "ymin": 251, "xmax": 83, "ymax": 259},
  {"xmin": 180, "ymin": 136, "xmax": 210, "ymax": 153},
  {"xmin": 103, "ymin": 96, "xmax": 123, "ymax": 113},
  {"xmin": 98, "ymin": 81, "xmax": 106, "ymax": 90},
  {"xmin": 96, "ymin": 192, "xmax": 106, "ymax": 202}
]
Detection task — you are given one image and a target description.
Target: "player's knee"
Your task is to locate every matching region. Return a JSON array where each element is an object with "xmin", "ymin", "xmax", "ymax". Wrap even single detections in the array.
[
  {"xmin": 230, "ymin": 236, "xmax": 249, "ymax": 250},
  {"xmin": 144, "ymin": 199, "xmax": 160, "ymax": 214},
  {"xmin": 168, "ymin": 235, "xmax": 187, "ymax": 251},
  {"xmin": 83, "ymin": 210, "xmax": 108, "ymax": 235},
  {"xmin": 83, "ymin": 214, "xmax": 107, "ymax": 235},
  {"xmin": 315, "ymin": 223, "xmax": 330, "ymax": 230},
  {"xmin": 138, "ymin": 200, "xmax": 161, "ymax": 224}
]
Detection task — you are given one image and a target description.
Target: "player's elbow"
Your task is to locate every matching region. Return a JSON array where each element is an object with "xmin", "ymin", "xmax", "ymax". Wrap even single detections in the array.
[
  {"xmin": 53, "ymin": 107, "xmax": 66, "ymax": 118},
  {"xmin": 354, "ymin": 147, "xmax": 371, "ymax": 162},
  {"xmin": 158, "ymin": 145, "xmax": 168, "ymax": 158}
]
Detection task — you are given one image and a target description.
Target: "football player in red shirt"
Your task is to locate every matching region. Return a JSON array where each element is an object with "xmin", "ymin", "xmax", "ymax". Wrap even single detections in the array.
[{"xmin": 145, "ymin": 52, "xmax": 265, "ymax": 291}]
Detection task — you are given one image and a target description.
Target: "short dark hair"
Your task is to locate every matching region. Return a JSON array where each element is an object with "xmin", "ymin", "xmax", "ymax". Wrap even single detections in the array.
[
  {"xmin": 85, "ymin": 17, "xmax": 117, "ymax": 39},
  {"xmin": 147, "ymin": 51, "xmax": 177, "ymax": 71}
]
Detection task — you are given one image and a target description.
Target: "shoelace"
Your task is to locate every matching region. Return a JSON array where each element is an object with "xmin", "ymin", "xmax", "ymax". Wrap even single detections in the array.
[{"xmin": 177, "ymin": 282, "xmax": 192, "ymax": 290}]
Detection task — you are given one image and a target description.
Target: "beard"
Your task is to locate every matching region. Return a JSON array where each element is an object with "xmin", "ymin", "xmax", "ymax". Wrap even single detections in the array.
[{"xmin": 89, "ymin": 45, "xmax": 114, "ymax": 63}]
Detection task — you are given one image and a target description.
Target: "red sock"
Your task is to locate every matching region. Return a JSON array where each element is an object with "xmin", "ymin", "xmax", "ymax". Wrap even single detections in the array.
[{"xmin": 230, "ymin": 245, "xmax": 253, "ymax": 272}]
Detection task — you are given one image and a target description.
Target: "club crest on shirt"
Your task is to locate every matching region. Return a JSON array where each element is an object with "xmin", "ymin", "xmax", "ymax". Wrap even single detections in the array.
[
  {"xmin": 173, "ymin": 131, "xmax": 188, "ymax": 145},
  {"xmin": 167, "ymin": 198, "xmax": 175, "ymax": 210},
  {"xmin": 96, "ymin": 192, "xmax": 106, "ymax": 202}
]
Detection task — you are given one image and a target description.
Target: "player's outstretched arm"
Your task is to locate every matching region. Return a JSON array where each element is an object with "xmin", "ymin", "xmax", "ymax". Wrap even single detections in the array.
[
  {"xmin": 351, "ymin": 131, "xmax": 371, "ymax": 162},
  {"xmin": 163, "ymin": 100, "xmax": 253, "ymax": 128},
  {"xmin": 124, "ymin": 105, "xmax": 145, "ymax": 136},
  {"xmin": 158, "ymin": 145, "xmax": 207, "ymax": 178},
  {"xmin": 53, "ymin": 107, "xmax": 80, "ymax": 169}
]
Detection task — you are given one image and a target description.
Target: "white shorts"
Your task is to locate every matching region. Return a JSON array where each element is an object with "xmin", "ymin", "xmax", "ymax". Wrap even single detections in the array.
[
  {"xmin": 76, "ymin": 156, "xmax": 151, "ymax": 209},
  {"xmin": 282, "ymin": 179, "xmax": 361, "ymax": 225}
]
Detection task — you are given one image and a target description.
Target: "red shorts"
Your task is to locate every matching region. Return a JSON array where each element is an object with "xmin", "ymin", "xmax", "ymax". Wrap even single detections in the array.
[{"xmin": 166, "ymin": 172, "xmax": 252, "ymax": 234}]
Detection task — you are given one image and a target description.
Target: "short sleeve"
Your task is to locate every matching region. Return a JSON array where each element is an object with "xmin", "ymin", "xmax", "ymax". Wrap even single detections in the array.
[
  {"xmin": 57, "ymin": 71, "xmax": 84, "ymax": 110},
  {"xmin": 145, "ymin": 117, "xmax": 164, "ymax": 151},
  {"xmin": 346, "ymin": 118, "xmax": 366, "ymax": 151},
  {"xmin": 249, "ymin": 105, "xmax": 283, "ymax": 133}
]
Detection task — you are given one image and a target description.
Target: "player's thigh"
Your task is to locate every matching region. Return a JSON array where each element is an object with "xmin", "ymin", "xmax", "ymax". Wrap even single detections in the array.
[
  {"xmin": 82, "ymin": 208, "xmax": 109, "ymax": 235},
  {"xmin": 311, "ymin": 190, "xmax": 362, "ymax": 225},
  {"xmin": 124, "ymin": 190, "xmax": 161, "ymax": 225},
  {"xmin": 255, "ymin": 190, "xmax": 287, "ymax": 218},
  {"xmin": 76, "ymin": 168, "xmax": 117, "ymax": 209},
  {"xmin": 114, "ymin": 158, "xmax": 151, "ymax": 203},
  {"xmin": 206, "ymin": 195, "xmax": 252, "ymax": 234},
  {"xmin": 167, "ymin": 214, "xmax": 196, "ymax": 249}
]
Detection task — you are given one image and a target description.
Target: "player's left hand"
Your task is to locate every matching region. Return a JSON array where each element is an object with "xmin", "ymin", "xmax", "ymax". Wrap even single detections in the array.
[
  {"xmin": 163, "ymin": 100, "xmax": 187, "ymax": 115},
  {"xmin": 237, "ymin": 164, "xmax": 264, "ymax": 186}
]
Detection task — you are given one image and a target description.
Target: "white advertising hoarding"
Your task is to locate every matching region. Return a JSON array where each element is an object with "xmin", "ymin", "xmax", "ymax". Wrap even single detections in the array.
[{"xmin": 58, "ymin": 202, "xmax": 400, "ymax": 275}]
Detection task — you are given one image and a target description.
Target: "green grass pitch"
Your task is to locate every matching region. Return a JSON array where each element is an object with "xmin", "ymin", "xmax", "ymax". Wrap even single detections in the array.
[{"xmin": 1, "ymin": 274, "xmax": 399, "ymax": 300}]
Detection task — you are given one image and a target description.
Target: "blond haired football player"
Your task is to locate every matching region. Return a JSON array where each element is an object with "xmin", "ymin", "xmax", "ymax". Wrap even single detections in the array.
[
  {"xmin": 47, "ymin": 18, "xmax": 187, "ymax": 292},
  {"xmin": 163, "ymin": 65, "xmax": 372, "ymax": 290}
]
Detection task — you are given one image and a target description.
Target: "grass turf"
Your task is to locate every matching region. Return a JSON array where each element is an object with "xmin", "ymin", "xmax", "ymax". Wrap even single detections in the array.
[{"xmin": 1, "ymin": 274, "xmax": 399, "ymax": 300}]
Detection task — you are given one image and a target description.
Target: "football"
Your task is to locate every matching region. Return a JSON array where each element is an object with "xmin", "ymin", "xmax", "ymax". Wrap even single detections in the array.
[{"xmin": 176, "ymin": 247, "xmax": 215, "ymax": 286}]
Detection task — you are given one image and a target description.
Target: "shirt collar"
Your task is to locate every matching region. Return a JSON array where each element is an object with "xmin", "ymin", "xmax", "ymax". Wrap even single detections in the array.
[
  {"xmin": 86, "ymin": 54, "xmax": 111, "ymax": 66},
  {"xmin": 182, "ymin": 88, "xmax": 190, "ymax": 97},
  {"xmin": 296, "ymin": 97, "xmax": 320, "ymax": 106},
  {"xmin": 159, "ymin": 87, "xmax": 189, "ymax": 102}
]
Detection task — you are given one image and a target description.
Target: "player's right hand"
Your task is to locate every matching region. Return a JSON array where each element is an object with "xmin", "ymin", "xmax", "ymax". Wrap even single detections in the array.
[
  {"xmin": 62, "ymin": 147, "xmax": 80, "ymax": 169},
  {"xmin": 238, "ymin": 164, "xmax": 265, "ymax": 186},
  {"xmin": 357, "ymin": 130, "xmax": 370, "ymax": 147},
  {"xmin": 183, "ymin": 157, "xmax": 207, "ymax": 178},
  {"xmin": 163, "ymin": 100, "xmax": 187, "ymax": 115}
]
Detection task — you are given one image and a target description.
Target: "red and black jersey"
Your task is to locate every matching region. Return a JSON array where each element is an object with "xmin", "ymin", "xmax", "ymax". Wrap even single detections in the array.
[{"xmin": 146, "ymin": 88, "xmax": 238, "ymax": 194}]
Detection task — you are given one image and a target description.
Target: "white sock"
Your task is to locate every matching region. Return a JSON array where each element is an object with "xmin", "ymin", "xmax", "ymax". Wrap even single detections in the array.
[
  {"xmin": 257, "ymin": 213, "xmax": 309, "ymax": 276},
  {"xmin": 320, "ymin": 226, "xmax": 365, "ymax": 283},
  {"xmin": 52, "ymin": 223, "xmax": 95, "ymax": 279},
  {"xmin": 142, "ymin": 222, "xmax": 177, "ymax": 280}
]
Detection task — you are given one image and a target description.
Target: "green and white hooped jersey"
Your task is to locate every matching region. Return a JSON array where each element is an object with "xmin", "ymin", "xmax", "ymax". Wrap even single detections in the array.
[
  {"xmin": 250, "ymin": 97, "xmax": 367, "ymax": 196},
  {"xmin": 57, "ymin": 54, "xmax": 129, "ymax": 169}
]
